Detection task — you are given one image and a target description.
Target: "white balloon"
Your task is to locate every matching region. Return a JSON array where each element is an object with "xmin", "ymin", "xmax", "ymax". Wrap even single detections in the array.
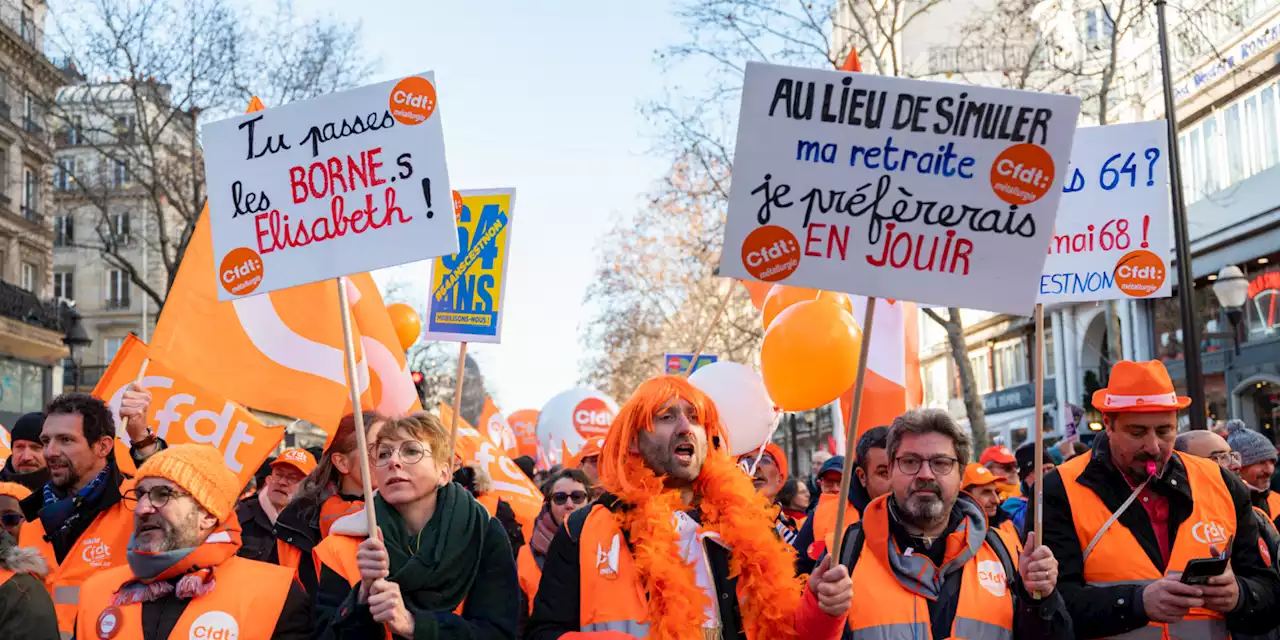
[
  {"xmin": 690, "ymin": 362, "xmax": 780, "ymax": 457},
  {"xmin": 536, "ymin": 388, "xmax": 620, "ymax": 462}
]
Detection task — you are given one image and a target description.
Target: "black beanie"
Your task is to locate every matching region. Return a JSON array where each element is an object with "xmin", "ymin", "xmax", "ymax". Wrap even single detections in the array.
[
  {"xmin": 10, "ymin": 412, "xmax": 44, "ymax": 445},
  {"xmin": 1016, "ymin": 443, "xmax": 1053, "ymax": 481}
]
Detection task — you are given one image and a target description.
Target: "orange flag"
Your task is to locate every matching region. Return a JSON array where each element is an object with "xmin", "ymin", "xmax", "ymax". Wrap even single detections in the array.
[
  {"xmin": 477, "ymin": 397, "xmax": 519, "ymax": 459},
  {"xmin": 838, "ymin": 299, "xmax": 924, "ymax": 450},
  {"xmin": 150, "ymin": 98, "xmax": 421, "ymax": 435},
  {"xmin": 92, "ymin": 335, "xmax": 284, "ymax": 486},
  {"xmin": 507, "ymin": 409, "xmax": 540, "ymax": 459},
  {"xmin": 0, "ymin": 426, "xmax": 9, "ymax": 466},
  {"xmin": 439, "ymin": 403, "xmax": 540, "ymax": 541}
]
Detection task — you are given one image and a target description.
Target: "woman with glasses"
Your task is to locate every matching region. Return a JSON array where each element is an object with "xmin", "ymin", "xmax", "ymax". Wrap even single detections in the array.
[
  {"xmin": 517, "ymin": 469, "xmax": 590, "ymax": 626},
  {"xmin": 312, "ymin": 412, "xmax": 518, "ymax": 640}
]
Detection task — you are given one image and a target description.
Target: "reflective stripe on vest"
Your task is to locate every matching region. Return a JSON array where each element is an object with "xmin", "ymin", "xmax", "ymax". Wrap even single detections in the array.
[
  {"xmin": 20, "ymin": 497, "xmax": 135, "ymax": 636},
  {"xmin": 851, "ymin": 622, "xmax": 928, "ymax": 640},
  {"xmin": 1059, "ymin": 451, "xmax": 1234, "ymax": 639},
  {"xmin": 577, "ymin": 504, "xmax": 655, "ymax": 638},
  {"xmin": 75, "ymin": 555, "xmax": 293, "ymax": 640}
]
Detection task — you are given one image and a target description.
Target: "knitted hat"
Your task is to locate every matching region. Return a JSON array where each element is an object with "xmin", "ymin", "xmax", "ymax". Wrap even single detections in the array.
[
  {"xmin": 10, "ymin": 412, "xmax": 43, "ymax": 445},
  {"xmin": 0, "ymin": 481, "xmax": 31, "ymax": 501},
  {"xmin": 1226, "ymin": 420, "xmax": 1277, "ymax": 468},
  {"xmin": 135, "ymin": 444, "xmax": 241, "ymax": 522}
]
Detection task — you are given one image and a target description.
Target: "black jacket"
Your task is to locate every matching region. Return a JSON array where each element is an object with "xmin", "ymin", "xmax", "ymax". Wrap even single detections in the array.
[
  {"xmin": 1249, "ymin": 489, "xmax": 1280, "ymax": 533},
  {"xmin": 1041, "ymin": 433, "xmax": 1280, "ymax": 638},
  {"xmin": 0, "ymin": 460, "xmax": 50, "ymax": 494},
  {"xmin": 234, "ymin": 494, "xmax": 279, "ymax": 564},
  {"xmin": 271, "ymin": 491, "xmax": 360, "ymax": 595},
  {"xmin": 313, "ymin": 516, "xmax": 518, "ymax": 640},
  {"xmin": 0, "ymin": 534, "xmax": 58, "ymax": 640},
  {"xmin": 793, "ymin": 471, "xmax": 873, "ymax": 576},
  {"xmin": 526, "ymin": 494, "xmax": 751, "ymax": 640}
]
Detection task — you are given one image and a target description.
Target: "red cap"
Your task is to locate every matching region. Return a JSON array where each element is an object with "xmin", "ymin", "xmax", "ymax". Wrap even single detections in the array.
[{"xmin": 979, "ymin": 445, "xmax": 1015, "ymax": 466}]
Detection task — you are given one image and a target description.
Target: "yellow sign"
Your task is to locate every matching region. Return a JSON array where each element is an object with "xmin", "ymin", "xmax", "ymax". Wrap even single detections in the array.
[{"xmin": 424, "ymin": 189, "xmax": 516, "ymax": 343}]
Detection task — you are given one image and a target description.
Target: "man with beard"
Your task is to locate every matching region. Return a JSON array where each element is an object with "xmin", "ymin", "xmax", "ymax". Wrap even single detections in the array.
[
  {"xmin": 1226, "ymin": 419, "xmax": 1280, "ymax": 531},
  {"xmin": 737, "ymin": 442, "xmax": 797, "ymax": 544},
  {"xmin": 75, "ymin": 444, "xmax": 310, "ymax": 639},
  {"xmin": 17, "ymin": 389, "xmax": 160, "ymax": 637},
  {"xmin": 1042, "ymin": 361, "xmax": 1280, "ymax": 639},
  {"xmin": 794, "ymin": 425, "xmax": 891, "ymax": 575},
  {"xmin": 527, "ymin": 376, "xmax": 853, "ymax": 639},
  {"xmin": 0, "ymin": 413, "xmax": 50, "ymax": 492},
  {"xmin": 235, "ymin": 447, "xmax": 315, "ymax": 563},
  {"xmin": 832, "ymin": 409, "xmax": 1068, "ymax": 638}
]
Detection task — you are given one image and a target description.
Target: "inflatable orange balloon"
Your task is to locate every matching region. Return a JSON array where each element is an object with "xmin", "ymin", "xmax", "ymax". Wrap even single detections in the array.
[
  {"xmin": 761, "ymin": 285, "xmax": 822, "ymax": 331},
  {"xmin": 817, "ymin": 291, "xmax": 854, "ymax": 317},
  {"xmin": 741, "ymin": 281, "xmax": 772, "ymax": 311},
  {"xmin": 761, "ymin": 300, "xmax": 863, "ymax": 411},
  {"xmin": 386, "ymin": 303, "xmax": 422, "ymax": 351}
]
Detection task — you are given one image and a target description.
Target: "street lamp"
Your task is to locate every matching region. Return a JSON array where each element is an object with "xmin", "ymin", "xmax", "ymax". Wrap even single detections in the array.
[
  {"xmin": 62, "ymin": 309, "xmax": 91, "ymax": 391},
  {"xmin": 1211, "ymin": 265, "xmax": 1249, "ymax": 354}
]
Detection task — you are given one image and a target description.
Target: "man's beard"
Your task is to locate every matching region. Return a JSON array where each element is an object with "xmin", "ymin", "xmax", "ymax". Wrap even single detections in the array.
[
  {"xmin": 134, "ymin": 510, "xmax": 203, "ymax": 553},
  {"xmin": 899, "ymin": 480, "xmax": 947, "ymax": 528},
  {"xmin": 46, "ymin": 455, "xmax": 82, "ymax": 491}
]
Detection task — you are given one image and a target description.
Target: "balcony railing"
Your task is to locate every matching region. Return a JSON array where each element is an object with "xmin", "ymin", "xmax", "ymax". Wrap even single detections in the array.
[
  {"xmin": 0, "ymin": 279, "xmax": 73, "ymax": 333},
  {"xmin": 0, "ymin": 4, "xmax": 43, "ymax": 50},
  {"xmin": 104, "ymin": 296, "xmax": 131, "ymax": 310}
]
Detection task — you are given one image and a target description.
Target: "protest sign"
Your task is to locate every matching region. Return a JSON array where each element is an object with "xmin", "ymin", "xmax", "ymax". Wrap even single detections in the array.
[
  {"xmin": 1038, "ymin": 121, "xmax": 1172, "ymax": 303},
  {"xmin": 664, "ymin": 353, "xmax": 718, "ymax": 375},
  {"xmin": 92, "ymin": 335, "xmax": 285, "ymax": 485},
  {"xmin": 423, "ymin": 189, "xmax": 517, "ymax": 343},
  {"xmin": 478, "ymin": 396, "xmax": 519, "ymax": 458},
  {"xmin": 201, "ymin": 73, "xmax": 457, "ymax": 300},
  {"xmin": 718, "ymin": 62, "xmax": 1082, "ymax": 315}
]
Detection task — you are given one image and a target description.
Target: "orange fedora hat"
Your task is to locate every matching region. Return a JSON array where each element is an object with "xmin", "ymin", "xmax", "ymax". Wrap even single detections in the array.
[{"xmin": 1091, "ymin": 360, "xmax": 1192, "ymax": 413}]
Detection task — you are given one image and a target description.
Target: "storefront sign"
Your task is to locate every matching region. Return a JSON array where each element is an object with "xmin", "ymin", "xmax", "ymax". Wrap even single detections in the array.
[{"xmin": 982, "ymin": 379, "xmax": 1058, "ymax": 414}]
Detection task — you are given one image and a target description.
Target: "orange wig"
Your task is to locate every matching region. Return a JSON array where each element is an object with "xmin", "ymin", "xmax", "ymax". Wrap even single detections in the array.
[{"xmin": 597, "ymin": 375, "xmax": 802, "ymax": 640}]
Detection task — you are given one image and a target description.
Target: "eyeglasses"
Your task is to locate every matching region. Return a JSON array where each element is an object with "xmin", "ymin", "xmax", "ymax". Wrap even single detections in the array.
[
  {"xmin": 1209, "ymin": 451, "xmax": 1242, "ymax": 467},
  {"xmin": 895, "ymin": 455, "xmax": 960, "ymax": 476},
  {"xmin": 122, "ymin": 486, "xmax": 191, "ymax": 509},
  {"xmin": 0, "ymin": 513, "xmax": 23, "ymax": 528},
  {"xmin": 551, "ymin": 491, "xmax": 588, "ymax": 506},
  {"xmin": 374, "ymin": 442, "xmax": 429, "ymax": 467}
]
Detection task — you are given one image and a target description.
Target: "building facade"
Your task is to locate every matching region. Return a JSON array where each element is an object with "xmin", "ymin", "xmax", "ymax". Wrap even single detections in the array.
[{"xmin": 0, "ymin": 0, "xmax": 72, "ymax": 426}]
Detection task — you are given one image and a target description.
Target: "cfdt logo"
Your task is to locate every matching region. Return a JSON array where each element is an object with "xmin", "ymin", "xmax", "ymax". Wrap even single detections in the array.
[{"xmin": 573, "ymin": 397, "xmax": 614, "ymax": 438}]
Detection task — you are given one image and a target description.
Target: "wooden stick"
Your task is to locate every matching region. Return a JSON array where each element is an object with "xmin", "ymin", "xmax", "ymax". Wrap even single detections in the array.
[
  {"xmin": 1033, "ymin": 303, "xmax": 1046, "ymax": 598},
  {"xmin": 446, "ymin": 341, "xmax": 469, "ymax": 465},
  {"xmin": 336, "ymin": 277, "xmax": 378, "ymax": 538},
  {"xmin": 829, "ymin": 297, "xmax": 877, "ymax": 564},
  {"xmin": 686, "ymin": 291, "xmax": 733, "ymax": 378}
]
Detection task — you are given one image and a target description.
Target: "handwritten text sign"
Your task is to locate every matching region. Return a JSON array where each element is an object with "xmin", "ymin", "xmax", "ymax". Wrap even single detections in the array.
[
  {"xmin": 423, "ymin": 189, "xmax": 516, "ymax": 343},
  {"xmin": 718, "ymin": 62, "xmax": 1081, "ymax": 315},
  {"xmin": 202, "ymin": 73, "xmax": 457, "ymax": 300},
  {"xmin": 1038, "ymin": 121, "xmax": 1172, "ymax": 303}
]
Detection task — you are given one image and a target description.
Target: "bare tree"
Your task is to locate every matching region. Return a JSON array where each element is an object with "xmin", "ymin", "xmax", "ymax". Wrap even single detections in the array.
[
  {"xmin": 922, "ymin": 307, "xmax": 990, "ymax": 450},
  {"xmin": 46, "ymin": 0, "xmax": 376, "ymax": 312}
]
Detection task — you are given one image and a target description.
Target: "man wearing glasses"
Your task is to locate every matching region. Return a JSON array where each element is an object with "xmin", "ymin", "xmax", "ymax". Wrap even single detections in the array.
[
  {"xmin": 234, "ymin": 448, "xmax": 316, "ymax": 563},
  {"xmin": 832, "ymin": 408, "xmax": 1073, "ymax": 640}
]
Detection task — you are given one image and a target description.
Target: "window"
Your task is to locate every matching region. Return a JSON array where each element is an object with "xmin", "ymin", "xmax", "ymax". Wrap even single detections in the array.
[
  {"xmin": 110, "ymin": 212, "xmax": 131, "ymax": 241},
  {"xmin": 55, "ymin": 157, "xmax": 74, "ymax": 190},
  {"xmin": 1262, "ymin": 86, "xmax": 1279, "ymax": 171},
  {"xmin": 20, "ymin": 5, "xmax": 34, "ymax": 46},
  {"xmin": 53, "ymin": 270, "xmax": 73, "ymax": 301},
  {"xmin": 1082, "ymin": 7, "xmax": 1115, "ymax": 48},
  {"xmin": 22, "ymin": 167, "xmax": 36, "ymax": 215},
  {"xmin": 994, "ymin": 341, "xmax": 1028, "ymax": 389},
  {"xmin": 104, "ymin": 337, "xmax": 125, "ymax": 364},
  {"xmin": 1226, "ymin": 103, "xmax": 1245, "ymax": 183},
  {"xmin": 19, "ymin": 261, "xmax": 35, "ymax": 291},
  {"xmin": 1043, "ymin": 325, "xmax": 1056, "ymax": 377},
  {"xmin": 0, "ymin": 148, "xmax": 8, "ymax": 197},
  {"xmin": 113, "ymin": 115, "xmax": 135, "ymax": 142},
  {"xmin": 1202, "ymin": 117, "xmax": 1220, "ymax": 193},
  {"xmin": 113, "ymin": 159, "xmax": 130, "ymax": 188},
  {"xmin": 66, "ymin": 115, "xmax": 83, "ymax": 146},
  {"xmin": 1178, "ymin": 83, "xmax": 1280, "ymax": 203},
  {"xmin": 969, "ymin": 352, "xmax": 991, "ymax": 394},
  {"xmin": 107, "ymin": 269, "xmax": 130, "ymax": 309},
  {"xmin": 53, "ymin": 214, "xmax": 72, "ymax": 246}
]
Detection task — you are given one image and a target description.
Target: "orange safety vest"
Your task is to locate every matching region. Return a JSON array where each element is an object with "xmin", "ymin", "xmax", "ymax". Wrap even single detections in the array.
[
  {"xmin": 576, "ymin": 504, "xmax": 654, "ymax": 636},
  {"xmin": 847, "ymin": 497, "xmax": 1016, "ymax": 638},
  {"xmin": 996, "ymin": 519, "xmax": 1023, "ymax": 553},
  {"xmin": 1060, "ymin": 451, "xmax": 1235, "ymax": 640},
  {"xmin": 478, "ymin": 493, "xmax": 500, "ymax": 517},
  {"xmin": 75, "ymin": 554, "xmax": 293, "ymax": 640},
  {"xmin": 809, "ymin": 492, "xmax": 859, "ymax": 557},
  {"xmin": 517, "ymin": 543, "xmax": 541, "ymax": 614},
  {"xmin": 20, "ymin": 498, "xmax": 135, "ymax": 639},
  {"xmin": 1267, "ymin": 491, "xmax": 1280, "ymax": 523}
]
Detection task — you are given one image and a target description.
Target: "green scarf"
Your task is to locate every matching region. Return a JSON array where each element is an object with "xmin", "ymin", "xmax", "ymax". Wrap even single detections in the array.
[{"xmin": 373, "ymin": 482, "xmax": 488, "ymax": 612}]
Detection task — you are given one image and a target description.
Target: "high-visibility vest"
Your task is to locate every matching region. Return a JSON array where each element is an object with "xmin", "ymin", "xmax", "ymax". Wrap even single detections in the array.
[
  {"xmin": 0, "ymin": 567, "xmax": 13, "ymax": 587},
  {"xmin": 996, "ymin": 519, "xmax": 1023, "ymax": 553},
  {"xmin": 1267, "ymin": 491, "xmax": 1280, "ymax": 522},
  {"xmin": 809, "ymin": 492, "xmax": 859, "ymax": 557},
  {"xmin": 517, "ymin": 544, "xmax": 541, "ymax": 614},
  {"xmin": 478, "ymin": 493, "xmax": 500, "ymax": 517},
  {"xmin": 576, "ymin": 504, "xmax": 655, "ymax": 637},
  {"xmin": 75, "ymin": 554, "xmax": 293, "ymax": 640},
  {"xmin": 19, "ymin": 500, "xmax": 134, "ymax": 640},
  {"xmin": 846, "ymin": 495, "xmax": 1016, "ymax": 638},
  {"xmin": 1060, "ymin": 451, "xmax": 1235, "ymax": 640}
]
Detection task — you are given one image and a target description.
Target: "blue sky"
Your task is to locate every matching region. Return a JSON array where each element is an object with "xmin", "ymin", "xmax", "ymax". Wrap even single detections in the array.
[{"xmin": 302, "ymin": 1, "xmax": 695, "ymax": 411}]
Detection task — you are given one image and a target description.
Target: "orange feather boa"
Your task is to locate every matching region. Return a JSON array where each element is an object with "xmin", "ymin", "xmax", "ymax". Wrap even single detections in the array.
[{"xmin": 599, "ymin": 376, "xmax": 803, "ymax": 640}]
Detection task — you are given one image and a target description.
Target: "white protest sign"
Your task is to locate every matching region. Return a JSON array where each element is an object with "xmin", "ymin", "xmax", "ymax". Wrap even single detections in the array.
[
  {"xmin": 719, "ymin": 62, "xmax": 1082, "ymax": 316},
  {"xmin": 1038, "ymin": 121, "xmax": 1172, "ymax": 303},
  {"xmin": 202, "ymin": 72, "xmax": 457, "ymax": 300}
]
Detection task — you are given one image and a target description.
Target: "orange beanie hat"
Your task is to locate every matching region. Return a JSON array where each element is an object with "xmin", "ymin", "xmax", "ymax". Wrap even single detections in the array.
[{"xmin": 136, "ymin": 444, "xmax": 241, "ymax": 522}]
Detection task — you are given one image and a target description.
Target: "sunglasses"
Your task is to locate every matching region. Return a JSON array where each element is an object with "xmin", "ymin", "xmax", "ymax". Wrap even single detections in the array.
[
  {"xmin": 551, "ymin": 491, "xmax": 588, "ymax": 506},
  {"xmin": 0, "ymin": 513, "xmax": 24, "ymax": 528}
]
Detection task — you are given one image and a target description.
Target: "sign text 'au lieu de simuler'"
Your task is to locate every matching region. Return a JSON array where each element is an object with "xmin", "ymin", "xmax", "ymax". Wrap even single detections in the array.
[
  {"xmin": 201, "ymin": 72, "xmax": 457, "ymax": 300},
  {"xmin": 718, "ymin": 62, "xmax": 1082, "ymax": 316}
]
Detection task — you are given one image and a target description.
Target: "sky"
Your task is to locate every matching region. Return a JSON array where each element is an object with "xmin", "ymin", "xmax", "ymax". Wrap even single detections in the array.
[{"xmin": 299, "ymin": 1, "xmax": 695, "ymax": 411}]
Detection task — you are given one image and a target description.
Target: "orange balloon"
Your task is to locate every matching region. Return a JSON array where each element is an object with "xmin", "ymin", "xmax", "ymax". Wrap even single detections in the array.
[
  {"xmin": 761, "ymin": 300, "xmax": 863, "ymax": 411},
  {"xmin": 741, "ymin": 280, "xmax": 772, "ymax": 310},
  {"xmin": 386, "ymin": 303, "xmax": 422, "ymax": 351},
  {"xmin": 817, "ymin": 291, "xmax": 854, "ymax": 317},
  {"xmin": 761, "ymin": 285, "xmax": 822, "ymax": 331}
]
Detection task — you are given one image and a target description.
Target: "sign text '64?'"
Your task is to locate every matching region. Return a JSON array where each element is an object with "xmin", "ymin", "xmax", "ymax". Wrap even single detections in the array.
[
  {"xmin": 424, "ymin": 189, "xmax": 517, "ymax": 343},
  {"xmin": 202, "ymin": 72, "xmax": 457, "ymax": 300},
  {"xmin": 663, "ymin": 353, "xmax": 718, "ymax": 375},
  {"xmin": 1038, "ymin": 121, "xmax": 1173, "ymax": 303},
  {"xmin": 718, "ymin": 62, "xmax": 1081, "ymax": 316}
]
